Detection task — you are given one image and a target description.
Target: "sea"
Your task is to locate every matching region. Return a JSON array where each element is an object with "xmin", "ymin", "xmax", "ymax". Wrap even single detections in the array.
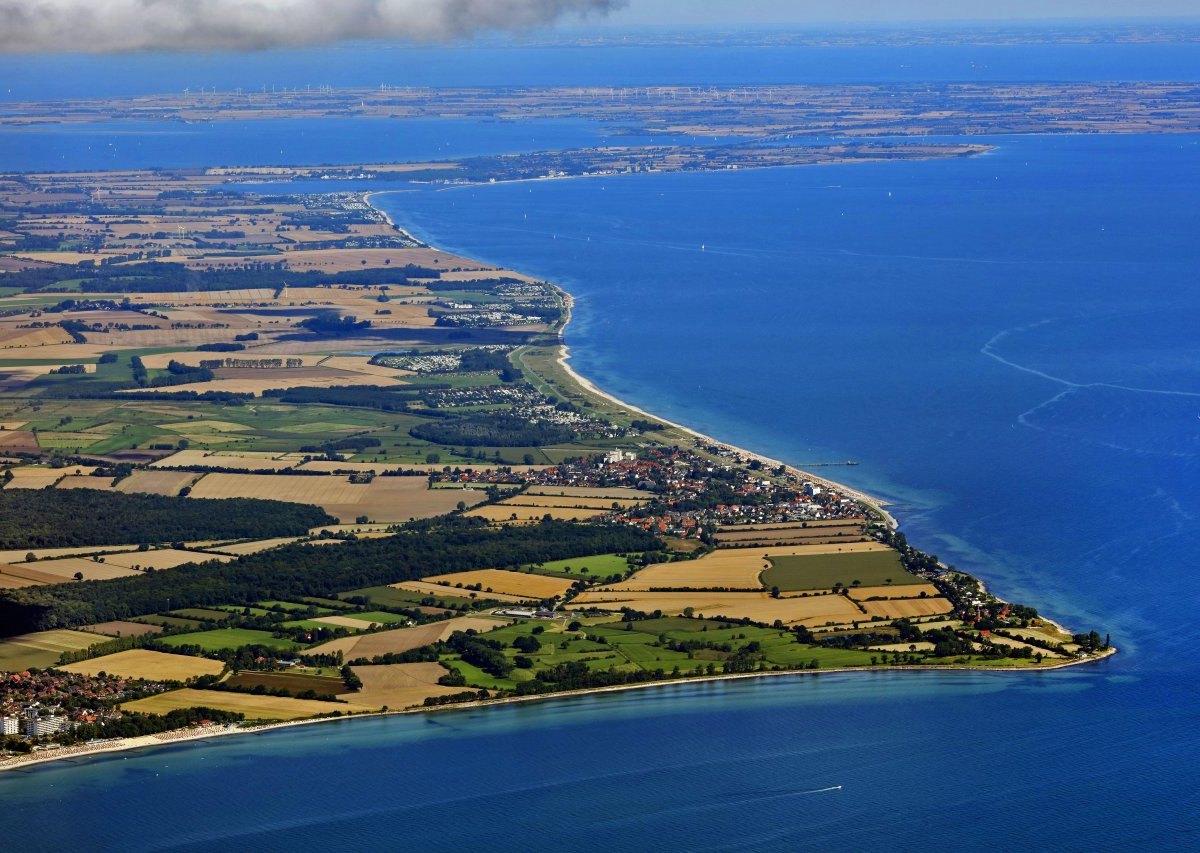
[{"xmin": 2, "ymin": 37, "xmax": 1199, "ymax": 852}]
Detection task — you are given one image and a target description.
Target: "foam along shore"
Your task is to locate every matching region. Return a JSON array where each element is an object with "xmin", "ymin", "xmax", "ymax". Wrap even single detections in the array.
[{"xmin": 0, "ymin": 648, "xmax": 1116, "ymax": 775}]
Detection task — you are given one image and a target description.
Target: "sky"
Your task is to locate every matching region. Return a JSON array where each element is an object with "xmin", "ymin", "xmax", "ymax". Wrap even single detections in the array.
[
  {"xmin": 607, "ymin": 0, "xmax": 1200, "ymax": 25},
  {"xmin": 1, "ymin": 0, "xmax": 1196, "ymax": 56}
]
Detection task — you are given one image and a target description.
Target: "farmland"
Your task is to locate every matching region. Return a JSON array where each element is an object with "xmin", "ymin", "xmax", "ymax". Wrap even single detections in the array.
[
  {"xmin": 567, "ymin": 589, "xmax": 867, "ymax": 627},
  {"xmin": 762, "ymin": 549, "xmax": 917, "ymax": 591},
  {"xmin": 158, "ymin": 629, "xmax": 301, "ymax": 653},
  {"xmin": 467, "ymin": 504, "xmax": 604, "ymax": 524},
  {"xmin": 309, "ymin": 616, "xmax": 509, "ymax": 660},
  {"xmin": 0, "ymin": 629, "xmax": 101, "ymax": 670},
  {"xmin": 224, "ymin": 670, "xmax": 351, "ymax": 696},
  {"xmin": 524, "ymin": 552, "xmax": 631, "ymax": 578},
  {"xmin": 185, "ymin": 472, "xmax": 482, "ymax": 522},
  {"xmin": 121, "ymin": 688, "xmax": 375, "ymax": 720},
  {"xmin": 59, "ymin": 649, "xmax": 225, "ymax": 681},
  {"xmin": 350, "ymin": 663, "xmax": 465, "ymax": 710},
  {"xmin": 421, "ymin": 569, "xmax": 574, "ymax": 600}
]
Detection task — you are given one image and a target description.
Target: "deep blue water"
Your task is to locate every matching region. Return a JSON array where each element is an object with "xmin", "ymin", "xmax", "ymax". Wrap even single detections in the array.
[{"xmin": 3, "ymin": 43, "xmax": 1200, "ymax": 851}]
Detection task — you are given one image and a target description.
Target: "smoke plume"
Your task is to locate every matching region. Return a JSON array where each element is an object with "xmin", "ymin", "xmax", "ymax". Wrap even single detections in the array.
[{"xmin": 0, "ymin": 0, "xmax": 624, "ymax": 54}]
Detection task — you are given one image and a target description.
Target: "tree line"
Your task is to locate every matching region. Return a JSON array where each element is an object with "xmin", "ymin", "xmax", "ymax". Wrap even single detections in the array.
[
  {"xmin": 0, "ymin": 518, "xmax": 661, "ymax": 635},
  {"xmin": 0, "ymin": 489, "xmax": 334, "ymax": 551}
]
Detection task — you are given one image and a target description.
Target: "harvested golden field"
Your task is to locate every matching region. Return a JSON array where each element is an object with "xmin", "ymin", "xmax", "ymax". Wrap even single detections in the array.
[
  {"xmin": 81, "ymin": 620, "xmax": 163, "ymax": 638},
  {"xmin": 0, "ymin": 544, "xmax": 140, "ymax": 563},
  {"xmin": 982, "ymin": 634, "xmax": 1062, "ymax": 658},
  {"xmin": 3, "ymin": 465, "xmax": 94, "ymax": 489},
  {"xmin": 2, "ymin": 557, "xmax": 139, "ymax": 582},
  {"xmin": 152, "ymin": 449, "xmax": 294, "ymax": 471},
  {"xmin": 55, "ymin": 475, "xmax": 116, "ymax": 491},
  {"xmin": 525, "ymin": 485, "xmax": 655, "ymax": 500},
  {"xmin": 0, "ymin": 343, "xmax": 113, "ymax": 361},
  {"xmin": 114, "ymin": 469, "xmax": 201, "ymax": 496},
  {"xmin": 390, "ymin": 580, "xmax": 529, "ymax": 603},
  {"xmin": 188, "ymin": 472, "xmax": 369, "ymax": 504},
  {"xmin": 0, "ymin": 573, "xmax": 42, "ymax": 589},
  {"xmin": 859, "ymin": 597, "xmax": 955, "ymax": 620},
  {"xmin": 121, "ymin": 688, "xmax": 375, "ymax": 720},
  {"xmin": 609, "ymin": 549, "xmax": 769, "ymax": 591},
  {"xmin": 312, "ymin": 614, "xmax": 384, "ymax": 630},
  {"xmin": 467, "ymin": 504, "xmax": 601, "ymax": 524},
  {"xmin": 566, "ymin": 590, "xmax": 864, "ymax": 627},
  {"xmin": 308, "ymin": 616, "xmax": 508, "ymax": 659},
  {"xmin": 297, "ymin": 460, "xmax": 419, "ymax": 474},
  {"xmin": 423, "ymin": 569, "xmax": 574, "ymax": 600},
  {"xmin": 0, "ymin": 326, "xmax": 74, "ymax": 348},
  {"xmin": 848, "ymin": 583, "xmax": 941, "ymax": 600},
  {"xmin": 60, "ymin": 649, "xmax": 225, "ymax": 681},
  {"xmin": 351, "ymin": 476, "xmax": 483, "ymax": 523},
  {"xmin": 503, "ymin": 494, "xmax": 646, "ymax": 510},
  {"xmin": 206, "ymin": 537, "xmax": 312, "ymax": 556},
  {"xmin": 186, "ymin": 473, "xmax": 475, "ymax": 524},
  {"xmin": 350, "ymin": 663, "xmax": 464, "ymax": 710},
  {"xmin": 101, "ymin": 549, "xmax": 230, "ymax": 570},
  {"xmin": 305, "ymin": 522, "xmax": 396, "ymax": 536}
]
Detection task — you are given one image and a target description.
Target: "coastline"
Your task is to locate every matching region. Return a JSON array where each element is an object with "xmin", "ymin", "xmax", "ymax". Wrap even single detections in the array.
[
  {"xmin": 0, "ymin": 647, "xmax": 1115, "ymax": 775},
  {"xmin": 0, "ymin": 189, "xmax": 1114, "ymax": 777},
  {"xmin": 363, "ymin": 190, "xmax": 897, "ymax": 525}
]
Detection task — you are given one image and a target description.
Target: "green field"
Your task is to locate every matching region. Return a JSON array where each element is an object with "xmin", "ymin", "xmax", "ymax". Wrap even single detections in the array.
[
  {"xmin": 158, "ymin": 628, "xmax": 300, "ymax": 652},
  {"xmin": 281, "ymin": 618, "xmax": 362, "ymax": 631},
  {"xmin": 131, "ymin": 615, "xmax": 208, "ymax": 630},
  {"xmin": 169, "ymin": 607, "xmax": 233, "ymax": 622},
  {"xmin": 346, "ymin": 585, "xmax": 478, "ymax": 609},
  {"xmin": 255, "ymin": 600, "xmax": 338, "ymax": 615},
  {"xmin": 0, "ymin": 630, "xmax": 99, "ymax": 671},
  {"xmin": 299, "ymin": 597, "xmax": 358, "ymax": 610},
  {"xmin": 762, "ymin": 550, "xmax": 917, "ymax": 592},
  {"xmin": 225, "ymin": 670, "xmax": 349, "ymax": 695},
  {"xmin": 342, "ymin": 610, "xmax": 411, "ymax": 626},
  {"xmin": 523, "ymin": 552, "xmax": 631, "ymax": 578}
]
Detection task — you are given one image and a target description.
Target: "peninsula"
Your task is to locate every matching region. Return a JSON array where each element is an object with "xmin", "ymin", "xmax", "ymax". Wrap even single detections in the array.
[{"xmin": 0, "ymin": 140, "xmax": 1114, "ymax": 772}]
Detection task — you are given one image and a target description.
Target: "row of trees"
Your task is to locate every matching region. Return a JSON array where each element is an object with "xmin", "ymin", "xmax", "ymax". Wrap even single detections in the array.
[
  {"xmin": 0, "ymin": 518, "xmax": 661, "ymax": 634},
  {"xmin": 0, "ymin": 489, "xmax": 334, "ymax": 551}
]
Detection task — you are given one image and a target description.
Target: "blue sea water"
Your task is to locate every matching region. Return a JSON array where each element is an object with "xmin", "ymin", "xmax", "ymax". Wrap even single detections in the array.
[{"xmin": 3, "ymin": 43, "xmax": 1200, "ymax": 852}]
